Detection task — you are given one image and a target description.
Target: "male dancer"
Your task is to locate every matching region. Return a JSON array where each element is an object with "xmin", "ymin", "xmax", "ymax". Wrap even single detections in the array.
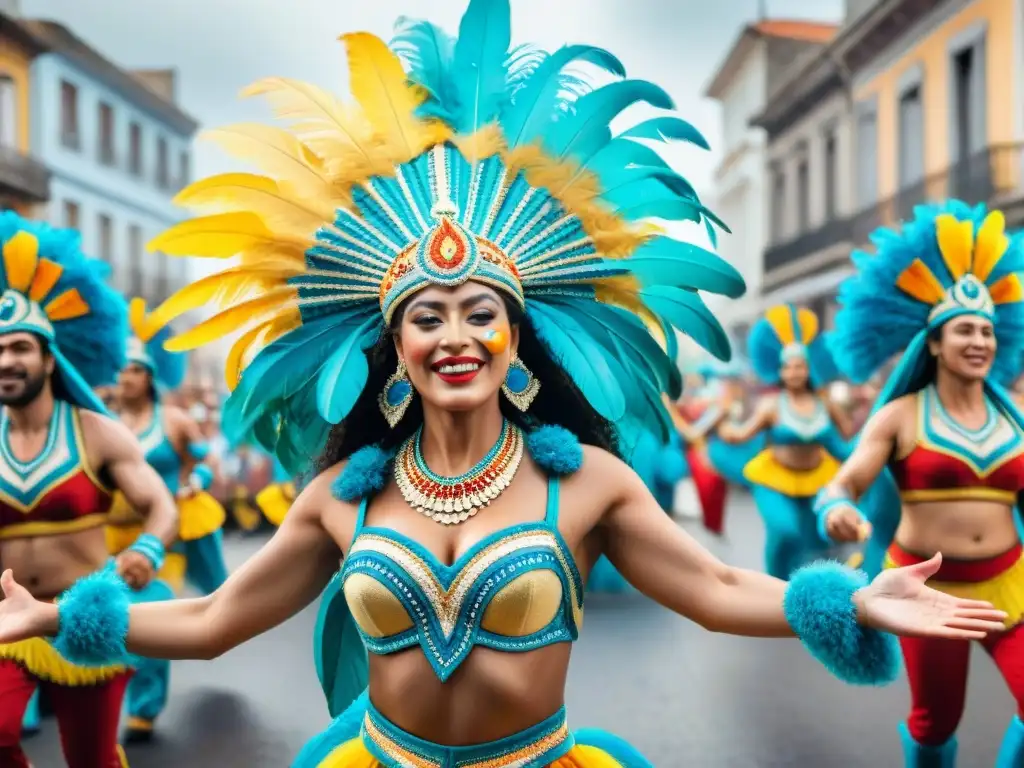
[{"xmin": 0, "ymin": 214, "xmax": 178, "ymax": 768}]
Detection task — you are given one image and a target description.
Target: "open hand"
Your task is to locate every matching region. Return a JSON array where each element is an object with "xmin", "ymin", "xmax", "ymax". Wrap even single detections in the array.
[
  {"xmin": 115, "ymin": 551, "xmax": 155, "ymax": 590},
  {"xmin": 0, "ymin": 570, "xmax": 54, "ymax": 643},
  {"xmin": 857, "ymin": 554, "xmax": 1008, "ymax": 639}
]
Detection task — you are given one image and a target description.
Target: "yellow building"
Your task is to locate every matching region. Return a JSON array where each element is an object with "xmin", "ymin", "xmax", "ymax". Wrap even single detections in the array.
[
  {"xmin": 852, "ymin": 0, "xmax": 1017, "ymax": 207},
  {"xmin": 0, "ymin": 11, "xmax": 49, "ymax": 212}
]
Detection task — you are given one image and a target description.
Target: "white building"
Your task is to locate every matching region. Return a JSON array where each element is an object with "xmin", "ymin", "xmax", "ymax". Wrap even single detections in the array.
[{"xmin": 703, "ymin": 19, "xmax": 838, "ymax": 347}]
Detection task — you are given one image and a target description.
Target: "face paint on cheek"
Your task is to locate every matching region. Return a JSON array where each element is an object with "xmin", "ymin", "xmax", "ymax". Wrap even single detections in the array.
[{"xmin": 480, "ymin": 327, "xmax": 509, "ymax": 356}]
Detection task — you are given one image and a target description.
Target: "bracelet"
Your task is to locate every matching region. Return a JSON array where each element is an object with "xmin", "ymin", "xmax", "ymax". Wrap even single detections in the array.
[
  {"xmin": 783, "ymin": 561, "xmax": 900, "ymax": 686},
  {"xmin": 127, "ymin": 533, "xmax": 165, "ymax": 571},
  {"xmin": 190, "ymin": 465, "xmax": 214, "ymax": 491},
  {"xmin": 53, "ymin": 569, "xmax": 131, "ymax": 667}
]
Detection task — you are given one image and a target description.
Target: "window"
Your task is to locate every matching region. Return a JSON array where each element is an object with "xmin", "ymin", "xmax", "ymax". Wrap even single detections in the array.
[
  {"xmin": 823, "ymin": 129, "xmax": 837, "ymax": 219},
  {"xmin": 0, "ymin": 76, "xmax": 16, "ymax": 149},
  {"xmin": 62, "ymin": 200, "xmax": 80, "ymax": 230},
  {"xmin": 796, "ymin": 153, "xmax": 810, "ymax": 233},
  {"xmin": 128, "ymin": 224, "xmax": 144, "ymax": 296},
  {"xmin": 98, "ymin": 102, "xmax": 115, "ymax": 166},
  {"xmin": 60, "ymin": 80, "xmax": 79, "ymax": 150},
  {"xmin": 950, "ymin": 29, "xmax": 988, "ymax": 196},
  {"xmin": 856, "ymin": 107, "xmax": 878, "ymax": 208},
  {"xmin": 98, "ymin": 214, "xmax": 113, "ymax": 263},
  {"xmin": 178, "ymin": 150, "xmax": 190, "ymax": 190},
  {"xmin": 770, "ymin": 167, "xmax": 786, "ymax": 242},
  {"xmin": 156, "ymin": 137, "xmax": 169, "ymax": 190},
  {"xmin": 953, "ymin": 47, "xmax": 975, "ymax": 160},
  {"xmin": 897, "ymin": 84, "xmax": 924, "ymax": 187},
  {"xmin": 154, "ymin": 252, "xmax": 170, "ymax": 302},
  {"xmin": 129, "ymin": 122, "xmax": 143, "ymax": 177}
]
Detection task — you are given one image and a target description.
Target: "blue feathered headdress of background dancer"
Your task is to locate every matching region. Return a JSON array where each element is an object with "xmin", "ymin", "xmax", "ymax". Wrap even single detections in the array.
[
  {"xmin": 829, "ymin": 200, "xmax": 1024, "ymax": 412},
  {"xmin": 145, "ymin": 0, "xmax": 745, "ymax": 474},
  {"xmin": 747, "ymin": 304, "xmax": 839, "ymax": 388},
  {"xmin": 0, "ymin": 212, "xmax": 126, "ymax": 413},
  {"xmin": 125, "ymin": 298, "xmax": 187, "ymax": 399}
]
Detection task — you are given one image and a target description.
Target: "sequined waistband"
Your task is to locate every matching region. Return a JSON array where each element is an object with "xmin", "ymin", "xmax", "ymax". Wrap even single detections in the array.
[{"xmin": 361, "ymin": 703, "xmax": 573, "ymax": 768}]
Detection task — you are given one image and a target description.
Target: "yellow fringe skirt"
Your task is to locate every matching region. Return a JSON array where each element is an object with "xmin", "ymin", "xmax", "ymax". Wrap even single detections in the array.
[
  {"xmin": 885, "ymin": 542, "xmax": 1024, "ymax": 627},
  {"xmin": 256, "ymin": 482, "xmax": 295, "ymax": 527},
  {"xmin": 742, "ymin": 448, "xmax": 840, "ymax": 498},
  {"xmin": 0, "ymin": 637, "xmax": 126, "ymax": 685}
]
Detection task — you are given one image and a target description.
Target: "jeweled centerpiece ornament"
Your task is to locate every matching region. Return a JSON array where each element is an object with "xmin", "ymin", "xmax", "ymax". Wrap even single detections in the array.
[{"xmin": 394, "ymin": 420, "xmax": 524, "ymax": 524}]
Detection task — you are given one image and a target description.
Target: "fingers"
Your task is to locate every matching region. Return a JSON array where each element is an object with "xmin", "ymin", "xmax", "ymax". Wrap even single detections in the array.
[
  {"xmin": 908, "ymin": 552, "xmax": 943, "ymax": 579},
  {"xmin": 953, "ymin": 608, "xmax": 1009, "ymax": 622},
  {"xmin": 944, "ymin": 617, "xmax": 1007, "ymax": 633},
  {"xmin": 0, "ymin": 569, "xmax": 12, "ymax": 597},
  {"xmin": 951, "ymin": 597, "xmax": 1002, "ymax": 610},
  {"xmin": 932, "ymin": 626, "xmax": 990, "ymax": 641}
]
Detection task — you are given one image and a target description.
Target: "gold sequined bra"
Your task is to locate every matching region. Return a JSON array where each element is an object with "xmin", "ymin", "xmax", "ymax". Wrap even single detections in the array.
[{"xmin": 341, "ymin": 475, "xmax": 584, "ymax": 681}]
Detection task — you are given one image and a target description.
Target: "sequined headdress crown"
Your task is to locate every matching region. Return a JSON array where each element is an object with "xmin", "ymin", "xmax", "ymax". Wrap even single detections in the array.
[
  {"xmin": 747, "ymin": 304, "xmax": 838, "ymax": 387},
  {"xmin": 148, "ymin": 0, "xmax": 746, "ymax": 469},
  {"xmin": 0, "ymin": 212, "xmax": 126, "ymax": 411}
]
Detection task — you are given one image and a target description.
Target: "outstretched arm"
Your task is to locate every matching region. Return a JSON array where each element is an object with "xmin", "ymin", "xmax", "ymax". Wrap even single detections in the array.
[
  {"xmin": 717, "ymin": 397, "xmax": 773, "ymax": 444},
  {"xmin": 823, "ymin": 393, "xmax": 857, "ymax": 440}
]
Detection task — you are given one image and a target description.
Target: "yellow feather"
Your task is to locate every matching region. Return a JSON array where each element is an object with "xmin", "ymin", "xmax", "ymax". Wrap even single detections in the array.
[
  {"xmin": 128, "ymin": 298, "xmax": 156, "ymax": 343},
  {"xmin": 148, "ymin": 212, "xmax": 311, "ymax": 260},
  {"xmin": 973, "ymin": 210, "xmax": 1009, "ymax": 282},
  {"xmin": 224, "ymin": 307, "xmax": 301, "ymax": 390},
  {"xmin": 896, "ymin": 259, "xmax": 946, "ymax": 304},
  {"xmin": 174, "ymin": 172, "xmax": 334, "ymax": 235},
  {"xmin": 44, "ymin": 288, "xmax": 89, "ymax": 321},
  {"xmin": 935, "ymin": 214, "xmax": 974, "ymax": 280},
  {"xmin": 2, "ymin": 231, "xmax": 39, "ymax": 293},
  {"xmin": 990, "ymin": 273, "xmax": 1024, "ymax": 305},
  {"xmin": 341, "ymin": 32, "xmax": 440, "ymax": 162},
  {"xmin": 795, "ymin": 307, "xmax": 819, "ymax": 345},
  {"xmin": 764, "ymin": 305, "xmax": 796, "ymax": 346},
  {"xmin": 202, "ymin": 124, "xmax": 350, "ymax": 206},
  {"xmin": 28, "ymin": 259, "xmax": 62, "ymax": 303},
  {"xmin": 453, "ymin": 126, "xmax": 506, "ymax": 164},
  {"xmin": 164, "ymin": 286, "xmax": 298, "ymax": 352}
]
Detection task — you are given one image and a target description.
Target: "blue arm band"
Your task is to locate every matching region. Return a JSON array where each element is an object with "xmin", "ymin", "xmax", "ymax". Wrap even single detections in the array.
[
  {"xmin": 127, "ymin": 533, "xmax": 165, "ymax": 571},
  {"xmin": 812, "ymin": 490, "xmax": 863, "ymax": 545},
  {"xmin": 783, "ymin": 561, "xmax": 900, "ymax": 686},
  {"xmin": 189, "ymin": 465, "xmax": 214, "ymax": 491},
  {"xmin": 53, "ymin": 569, "xmax": 132, "ymax": 667},
  {"xmin": 187, "ymin": 441, "xmax": 210, "ymax": 461}
]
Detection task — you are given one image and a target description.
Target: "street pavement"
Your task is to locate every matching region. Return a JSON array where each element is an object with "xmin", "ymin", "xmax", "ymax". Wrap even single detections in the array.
[{"xmin": 26, "ymin": 490, "xmax": 1014, "ymax": 767}]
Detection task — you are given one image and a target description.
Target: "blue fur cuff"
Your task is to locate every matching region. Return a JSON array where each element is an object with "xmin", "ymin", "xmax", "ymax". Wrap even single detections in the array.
[
  {"xmin": 333, "ymin": 445, "xmax": 393, "ymax": 502},
  {"xmin": 812, "ymin": 490, "xmax": 861, "ymax": 545},
  {"xmin": 53, "ymin": 569, "xmax": 131, "ymax": 667},
  {"xmin": 189, "ymin": 465, "xmax": 214, "ymax": 491},
  {"xmin": 526, "ymin": 425, "xmax": 583, "ymax": 475},
  {"xmin": 784, "ymin": 561, "xmax": 900, "ymax": 686}
]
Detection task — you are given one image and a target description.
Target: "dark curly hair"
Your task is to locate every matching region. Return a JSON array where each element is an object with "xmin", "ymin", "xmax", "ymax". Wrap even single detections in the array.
[{"xmin": 313, "ymin": 296, "xmax": 619, "ymax": 475}]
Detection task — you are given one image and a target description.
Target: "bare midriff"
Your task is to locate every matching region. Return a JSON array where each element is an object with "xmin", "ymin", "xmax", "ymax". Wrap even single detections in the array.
[
  {"xmin": 0, "ymin": 527, "xmax": 110, "ymax": 598},
  {"xmin": 770, "ymin": 443, "xmax": 825, "ymax": 472},
  {"xmin": 897, "ymin": 500, "xmax": 1019, "ymax": 560}
]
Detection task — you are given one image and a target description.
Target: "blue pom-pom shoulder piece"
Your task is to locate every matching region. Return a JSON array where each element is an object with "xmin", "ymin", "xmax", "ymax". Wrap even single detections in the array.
[
  {"xmin": 53, "ymin": 568, "xmax": 131, "ymax": 667},
  {"xmin": 526, "ymin": 425, "xmax": 583, "ymax": 476},
  {"xmin": 332, "ymin": 445, "xmax": 394, "ymax": 502},
  {"xmin": 783, "ymin": 560, "xmax": 901, "ymax": 686}
]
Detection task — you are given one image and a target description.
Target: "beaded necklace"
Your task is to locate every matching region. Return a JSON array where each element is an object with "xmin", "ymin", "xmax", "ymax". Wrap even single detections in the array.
[{"xmin": 394, "ymin": 420, "xmax": 524, "ymax": 525}]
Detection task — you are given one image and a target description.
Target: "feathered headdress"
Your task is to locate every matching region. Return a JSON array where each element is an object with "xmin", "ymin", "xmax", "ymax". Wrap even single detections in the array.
[
  {"xmin": 829, "ymin": 201, "xmax": 1024, "ymax": 406},
  {"xmin": 748, "ymin": 304, "xmax": 838, "ymax": 388},
  {"xmin": 0, "ymin": 212, "xmax": 126, "ymax": 412},
  {"xmin": 147, "ymin": 0, "xmax": 744, "ymax": 469},
  {"xmin": 125, "ymin": 298, "xmax": 187, "ymax": 395}
]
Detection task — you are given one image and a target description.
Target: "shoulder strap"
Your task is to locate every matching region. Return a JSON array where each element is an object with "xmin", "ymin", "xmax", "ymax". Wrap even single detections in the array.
[
  {"xmin": 349, "ymin": 496, "xmax": 369, "ymax": 549},
  {"xmin": 543, "ymin": 475, "xmax": 560, "ymax": 526}
]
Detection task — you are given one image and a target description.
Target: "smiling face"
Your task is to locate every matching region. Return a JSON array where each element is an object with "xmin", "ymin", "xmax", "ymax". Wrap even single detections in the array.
[
  {"xmin": 929, "ymin": 314, "xmax": 995, "ymax": 381},
  {"xmin": 0, "ymin": 331, "xmax": 52, "ymax": 408},
  {"xmin": 394, "ymin": 282, "xmax": 518, "ymax": 414}
]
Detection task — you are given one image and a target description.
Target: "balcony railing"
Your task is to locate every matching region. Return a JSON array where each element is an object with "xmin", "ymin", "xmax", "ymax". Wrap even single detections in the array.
[
  {"xmin": 0, "ymin": 145, "xmax": 51, "ymax": 202},
  {"xmin": 762, "ymin": 143, "xmax": 1024, "ymax": 277}
]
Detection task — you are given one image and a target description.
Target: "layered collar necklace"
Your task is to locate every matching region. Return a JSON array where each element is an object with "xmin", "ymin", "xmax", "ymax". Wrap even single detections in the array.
[{"xmin": 394, "ymin": 420, "xmax": 524, "ymax": 525}]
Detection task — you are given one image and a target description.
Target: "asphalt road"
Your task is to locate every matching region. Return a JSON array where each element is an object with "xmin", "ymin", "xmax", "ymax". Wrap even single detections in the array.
[{"xmin": 25, "ymin": 490, "xmax": 1015, "ymax": 767}]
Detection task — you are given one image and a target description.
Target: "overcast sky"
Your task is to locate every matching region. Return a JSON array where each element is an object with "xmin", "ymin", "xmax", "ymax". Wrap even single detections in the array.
[{"xmin": 20, "ymin": 0, "xmax": 843, "ymax": 200}]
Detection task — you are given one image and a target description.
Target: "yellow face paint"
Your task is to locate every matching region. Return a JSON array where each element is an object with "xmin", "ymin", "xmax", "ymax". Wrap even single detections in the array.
[{"xmin": 481, "ymin": 328, "xmax": 508, "ymax": 355}]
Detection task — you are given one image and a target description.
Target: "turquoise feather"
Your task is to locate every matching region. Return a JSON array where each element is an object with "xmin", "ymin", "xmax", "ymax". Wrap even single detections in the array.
[
  {"xmin": 640, "ymin": 286, "xmax": 731, "ymax": 361},
  {"xmin": 314, "ymin": 572, "xmax": 369, "ymax": 718},
  {"xmin": 619, "ymin": 116, "xmax": 709, "ymax": 149},
  {"xmin": 627, "ymin": 237, "xmax": 745, "ymax": 298},
  {"xmin": 315, "ymin": 316, "xmax": 379, "ymax": 424},
  {"xmin": 526, "ymin": 302, "xmax": 627, "ymax": 421},
  {"xmin": 586, "ymin": 138, "xmax": 672, "ymax": 176},
  {"xmin": 391, "ymin": 17, "xmax": 457, "ymax": 120},
  {"xmin": 542, "ymin": 80, "xmax": 675, "ymax": 159},
  {"xmin": 502, "ymin": 44, "xmax": 626, "ymax": 147},
  {"xmin": 450, "ymin": 0, "xmax": 512, "ymax": 133}
]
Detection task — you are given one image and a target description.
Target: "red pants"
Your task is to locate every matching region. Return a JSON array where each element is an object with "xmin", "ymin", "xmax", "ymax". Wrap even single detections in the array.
[
  {"xmin": 686, "ymin": 445, "xmax": 727, "ymax": 535},
  {"xmin": 891, "ymin": 543, "xmax": 1024, "ymax": 746},
  {"xmin": 0, "ymin": 659, "xmax": 130, "ymax": 767}
]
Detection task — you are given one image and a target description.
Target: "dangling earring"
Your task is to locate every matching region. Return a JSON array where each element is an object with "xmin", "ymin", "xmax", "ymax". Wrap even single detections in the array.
[
  {"xmin": 502, "ymin": 356, "xmax": 540, "ymax": 411},
  {"xmin": 379, "ymin": 359, "xmax": 414, "ymax": 428}
]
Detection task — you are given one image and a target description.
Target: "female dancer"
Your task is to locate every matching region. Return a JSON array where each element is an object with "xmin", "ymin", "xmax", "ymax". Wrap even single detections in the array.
[
  {"xmin": 717, "ymin": 305, "xmax": 856, "ymax": 578},
  {"xmin": 818, "ymin": 202, "xmax": 1024, "ymax": 767},
  {"xmin": 0, "ymin": 6, "xmax": 1008, "ymax": 766},
  {"xmin": 107, "ymin": 300, "xmax": 229, "ymax": 738}
]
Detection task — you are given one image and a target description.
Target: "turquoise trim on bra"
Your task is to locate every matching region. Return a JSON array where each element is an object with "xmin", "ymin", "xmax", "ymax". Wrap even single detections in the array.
[
  {"xmin": 919, "ymin": 384, "xmax": 1024, "ymax": 474},
  {"xmin": 133, "ymin": 405, "xmax": 181, "ymax": 494},
  {"xmin": 341, "ymin": 476, "xmax": 584, "ymax": 682},
  {"xmin": 769, "ymin": 392, "xmax": 832, "ymax": 446},
  {"xmin": 0, "ymin": 400, "xmax": 86, "ymax": 509}
]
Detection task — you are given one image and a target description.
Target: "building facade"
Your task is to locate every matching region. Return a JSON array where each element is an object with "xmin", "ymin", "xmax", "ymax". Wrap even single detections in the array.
[
  {"xmin": 0, "ymin": 9, "xmax": 49, "ymax": 213},
  {"xmin": 753, "ymin": 0, "xmax": 1024, "ymax": 330},
  {"xmin": 24, "ymin": 20, "xmax": 197, "ymax": 308},
  {"xmin": 704, "ymin": 20, "xmax": 837, "ymax": 344}
]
